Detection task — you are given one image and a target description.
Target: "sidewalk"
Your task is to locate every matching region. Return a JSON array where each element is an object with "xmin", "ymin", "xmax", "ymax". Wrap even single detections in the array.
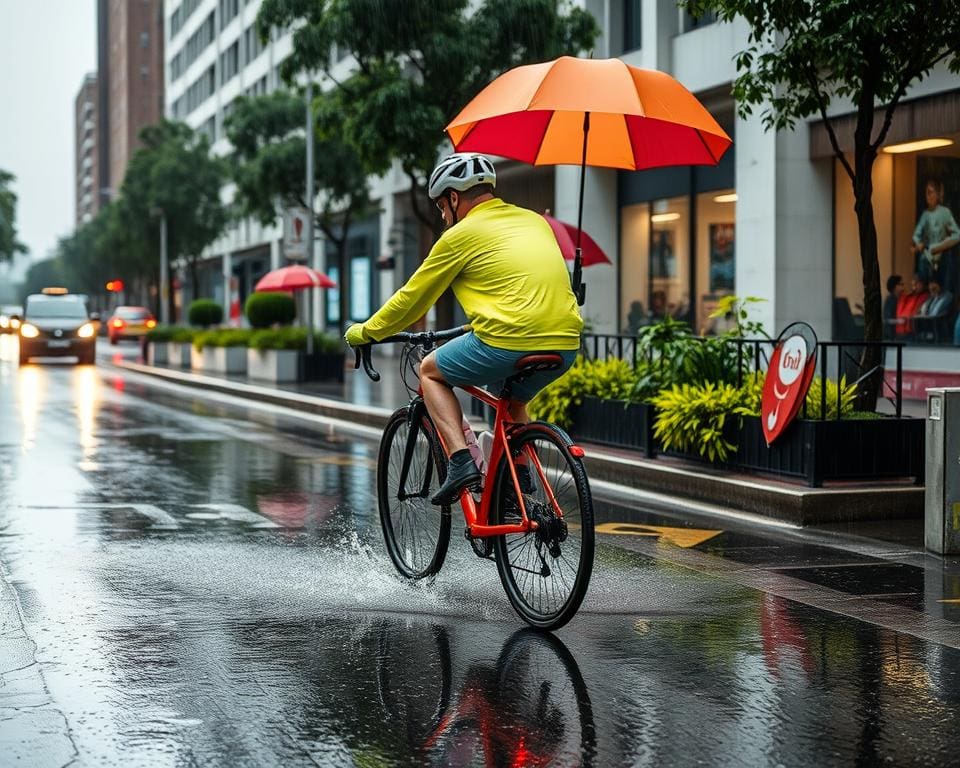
[{"xmin": 111, "ymin": 352, "xmax": 925, "ymax": 528}]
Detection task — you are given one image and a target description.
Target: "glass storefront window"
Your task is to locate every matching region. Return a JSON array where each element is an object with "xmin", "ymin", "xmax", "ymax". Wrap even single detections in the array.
[
  {"xmin": 650, "ymin": 196, "xmax": 690, "ymax": 324},
  {"xmin": 620, "ymin": 203, "xmax": 650, "ymax": 334},
  {"xmin": 834, "ymin": 131, "xmax": 960, "ymax": 346},
  {"xmin": 696, "ymin": 189, "xmax": 736, "ymax": 335}
]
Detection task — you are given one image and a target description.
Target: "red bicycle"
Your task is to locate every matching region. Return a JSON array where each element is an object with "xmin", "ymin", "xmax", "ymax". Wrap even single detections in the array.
[{"xmin": 354, "ymin": 327, "xmax": 595, "ymax": 630}]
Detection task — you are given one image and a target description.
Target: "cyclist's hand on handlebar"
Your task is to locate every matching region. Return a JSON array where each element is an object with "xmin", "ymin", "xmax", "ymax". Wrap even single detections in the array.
[{"xmin": 344, "ymin": 323, "xmax": 369, "ymax": 347}]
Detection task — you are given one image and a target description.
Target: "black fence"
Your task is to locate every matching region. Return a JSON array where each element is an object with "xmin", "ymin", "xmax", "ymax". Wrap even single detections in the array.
[{"xmin": 579, "ymin": 333, "xmax": 907, "ymax": 419}]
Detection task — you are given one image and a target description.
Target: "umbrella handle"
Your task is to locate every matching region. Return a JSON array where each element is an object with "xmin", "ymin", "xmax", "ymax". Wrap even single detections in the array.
[
  {"xmin": 353, "ymin": 344, "xmax": 380, "ymax": 382},
  {"xmin": 572, "ymin": 249, "xmax": 586, "ymax": 306}
]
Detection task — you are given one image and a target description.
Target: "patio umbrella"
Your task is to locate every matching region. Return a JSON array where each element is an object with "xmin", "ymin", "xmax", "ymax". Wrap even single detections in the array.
[
  {"xmin": 255, "ymin": 265, "xmax": 336, "ymax": 356},
  {"xmin": 446, "ymin": 56, "xmax": 731, "ymax": 302},
  {"xmin": 254, "ymin": 264, "xmax": 336, "ymax": 292},
  {"xmin": 543, "ymin": 213, "xmax": 610, "ymax": 266}
]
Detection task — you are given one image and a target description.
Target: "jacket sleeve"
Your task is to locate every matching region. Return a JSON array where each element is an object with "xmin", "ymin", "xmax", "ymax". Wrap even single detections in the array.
[{"xmin": 363, "ymin": 237, "xmax": 463, "ymax": 341}]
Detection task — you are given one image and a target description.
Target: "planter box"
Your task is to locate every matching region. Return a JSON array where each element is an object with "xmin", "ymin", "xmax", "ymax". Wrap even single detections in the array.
[
  {"xmin": 146, "ymin": 341, "xmax": 168, "ymax": 366},
  {"xmin": 299, "ymin": 351, "xmax": 346, "ymax": 382},
  {"xmin": 167, "ymin": 342, "xmax": 190, "ymax": 369},
  {"xmin": 248, "ymin": 348, "xmax": 299, "ymax": 383},
  {"xmin": 192, "ymin": 345, "xmax": 247, "ymax": 375},
  {"xmin": 668, "ymin": 414, "xmax": 925, "ymax": 487},
  {"xmin": 568, "ymin": 397, "xmax": 656, "ymax": 455}
]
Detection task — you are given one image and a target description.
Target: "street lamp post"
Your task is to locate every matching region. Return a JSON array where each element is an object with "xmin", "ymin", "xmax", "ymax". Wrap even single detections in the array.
[
  {"xmin": 305, "ymin": 79, "xmax": 315, "ymax": 357},
  {"xmin": 159, "ymin": 212, "xmax": 169, "ymax": 325}
]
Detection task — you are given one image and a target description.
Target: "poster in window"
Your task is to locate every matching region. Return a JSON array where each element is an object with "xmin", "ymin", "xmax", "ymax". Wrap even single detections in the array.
[
  {"xmin": 915, "ymin": 157, "xmax": 960, "ymax": 293},
  {"xmin": 709, "ymin": 223, "xmax": 735, "ymax": 292},
  {"xmin": 651, "ymin": 228, "xmax": 676, "ymax": 278},
  {"xmin": 326, "ymin": 266, "xmax": 340, "ymax": 324}
]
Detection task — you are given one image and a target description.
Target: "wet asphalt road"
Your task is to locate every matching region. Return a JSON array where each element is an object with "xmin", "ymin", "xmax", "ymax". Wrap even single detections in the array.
[{"xmin": 2, "ymin": 337, "xmax": 960, "ymax": 767}]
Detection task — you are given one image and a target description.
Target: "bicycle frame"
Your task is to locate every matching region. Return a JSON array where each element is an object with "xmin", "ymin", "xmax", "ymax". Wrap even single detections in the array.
[{"xmin": 398, "ymin": 382, "xmax": 566, "ymax": 540}]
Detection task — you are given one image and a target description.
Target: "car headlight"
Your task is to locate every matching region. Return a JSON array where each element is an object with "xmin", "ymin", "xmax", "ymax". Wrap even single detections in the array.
[
  {"xmin": 0, "ymin": 316, "xmax": 8, "ymax": 329},
  {"xmin": 77, "ymin": 323, "xmax": 96, "ymax": 339},
  {"xmin": 19, "ymin": 323, "xmax": 39, "ymax": 338},
  {"xmin": 11, "ymin": 318, "xmax": 20, "ymax": 329}
]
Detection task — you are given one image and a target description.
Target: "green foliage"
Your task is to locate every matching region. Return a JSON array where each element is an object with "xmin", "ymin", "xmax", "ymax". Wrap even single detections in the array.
[
  {"xmin": 18, "ymin": 258, "xmax": 65, "ymax": 301},
  {"xmin": 193, "ymin": 328, "xmax": 253, "ymax": 351},
  {"xmin": 0, "ymin": 169, "xmax": 27, "ymax": 262},
  {"xmin": 651, "ymin": 382, "xmax": 751, "ymax": 462},
  {"xmin": 245, "ymin": 291, "xmax": 296, "ymax": 328},
  {"xmin": 527, "ymin": 357, "xmax": 638, "ymax": 428},
  {"xmin": 170, "ymin": 327, "xmax": 197, "ymax": 343},
  {"xmin": 257, "ymin": 0, "xmax": 598, "ymax": 232},
  {"xmin": 188, "ymin": 299, "xmax": 224, "ymax": 327},
  {"xmin": 249, "ymin": 327, "xmax": 344, "ymax": 353},
  {"xmin": 737, "ymin": 370, "xmax": 858, "ymax": 420},
  {"xmin": 145, "ymin": 325, "xmax": 180, "ymax": 343}
]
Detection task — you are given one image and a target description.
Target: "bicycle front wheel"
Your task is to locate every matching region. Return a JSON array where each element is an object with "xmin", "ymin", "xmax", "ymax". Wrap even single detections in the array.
[
  {"xmin": 378, "ymin": 406, "xmax": 451, "ymax": 579},
  {"xmin": 491, "ymin": 422, "xmax": 594, "ymax": 630}
]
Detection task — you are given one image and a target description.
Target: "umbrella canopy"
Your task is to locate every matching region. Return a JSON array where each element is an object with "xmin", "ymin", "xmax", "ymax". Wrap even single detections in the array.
[
  {"xmin": 543, "ymin": 214, "xmax": 610, "ymax": 266},
  {"xmin": 255, "ymin": 265, "xmax": 336, "ymax": 292},
  {"xmin": 446, "ymin": 57, "xmax": 731, "ymax": 170}
]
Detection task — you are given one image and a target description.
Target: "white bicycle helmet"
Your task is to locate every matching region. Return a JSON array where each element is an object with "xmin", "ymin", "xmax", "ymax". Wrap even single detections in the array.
[{"xmin": 428, "ymin": 153, "xmax": 497, "ymax": 200}]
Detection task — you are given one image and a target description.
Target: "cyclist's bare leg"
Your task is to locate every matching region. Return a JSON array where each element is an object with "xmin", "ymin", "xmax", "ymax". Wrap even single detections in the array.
[
  {"xmin": 420, "ymin": 351, "xmax": 467, "ymax": 455},
  {"xmin": 507, "ymin": 400, "xmax": 528, "ymax": 423}
]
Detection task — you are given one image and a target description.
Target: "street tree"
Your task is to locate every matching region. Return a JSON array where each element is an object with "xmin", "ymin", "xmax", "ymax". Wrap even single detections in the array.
[
  {"xmin": 0, "ymin": 169, "xmax": 28, "ymax": 262},
  {"xmin": 257, "ymin": 0, "xmax": 598, "ymax": 325},
  {"xmin": 225, "ymin": 90, "xmax": 374, "ymax": 329},
  {"xmin": 19, "ymin": 258, "xmax": 64, "ymax": 301},
  {"xmin": 56, "ymin": 204, "xmax": 132, "ymax": 303},
  {"xmin": 118, "ymin": 120, "xmax": 228, "ymax": 318},
  {"xmin": 683, "ymin": 0, "xmax": 960, "ymax": 406}
]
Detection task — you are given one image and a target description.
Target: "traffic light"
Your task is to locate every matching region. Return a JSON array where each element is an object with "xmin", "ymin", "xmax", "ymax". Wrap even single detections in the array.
[{"xmin": 105, "ymin": 279, "xmax": 124, "ymax": 292}]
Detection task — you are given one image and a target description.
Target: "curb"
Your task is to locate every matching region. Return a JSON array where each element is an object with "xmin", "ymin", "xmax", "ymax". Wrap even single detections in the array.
[{"xmin": 112, "ymin": 359, "xmax": 924, "ymax": 526}]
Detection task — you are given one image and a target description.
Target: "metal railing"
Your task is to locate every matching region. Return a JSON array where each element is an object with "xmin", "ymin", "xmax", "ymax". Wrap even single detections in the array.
[{"xmin": 580, "ymin": 333, "xmax": 907, "ymax": 419}]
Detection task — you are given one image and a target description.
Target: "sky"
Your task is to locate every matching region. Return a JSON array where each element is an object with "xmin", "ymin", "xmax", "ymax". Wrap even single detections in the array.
[{"xmin": 0, "ymin": 0, "xmax": 97, "ymax": 280}]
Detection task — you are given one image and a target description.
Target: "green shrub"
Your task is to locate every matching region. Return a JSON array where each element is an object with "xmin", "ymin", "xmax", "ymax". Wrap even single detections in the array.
[
  {"xmin": 245, "ymin": 292, "xmax": 296, "ymax": 328},
  {"xmin": 145, "ymin": 324, "xmax": 178, "ymax": 343},
  {"xmin": 249, "ymin": 327, "xmax": 345, "ymax": 353},
  {"xmin": 193, "ymin": 328, "xmax": 252, "ymax": 350},
  {"xmin": 650, "ymin": 382, "xmax": 751, "ymax": 462},
  {"xmin": 527, "ymin": 356, "xmax": 638, "ymax": 428},
  {"xmin": 738, "ymin": 371, "xmax": 858, "ymax": 420},
  {"xmin": 170, "ymin": 327, "xmax": 197, "ymax": 343},
  {"xmin": 188, "ymin": 299, "xmax": 223, "ymax": 327}
]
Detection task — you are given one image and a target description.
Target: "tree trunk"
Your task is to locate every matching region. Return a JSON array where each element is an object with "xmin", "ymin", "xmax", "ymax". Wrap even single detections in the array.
[{"xmin": 853, "ymin": 125, "xmax": 882, "ymax": 410}]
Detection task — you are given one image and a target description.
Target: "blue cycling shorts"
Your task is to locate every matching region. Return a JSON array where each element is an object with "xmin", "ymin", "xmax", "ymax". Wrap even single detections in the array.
[{"xmin": 434, "ymin": 332, "xmax": 577, "ymax": 403}]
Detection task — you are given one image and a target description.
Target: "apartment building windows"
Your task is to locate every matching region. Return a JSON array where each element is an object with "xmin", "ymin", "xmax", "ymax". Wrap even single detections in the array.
[
  {"xmin": 244, "ymin": 75, "xmax": 268, "ymax": 98},
  {"xmin": 220, "ymin": 41, "xmax": 240, "ymax": 85},
  {"xmin": 184, "ymin": 65, "xmax": 216, "ymax": 114},
  {"xmin": 219, "ymin": 0, "xmax": 240, "ymax": 29},
  {"xmin": 170, "ymin": 51, "xmax": 183, "ymax": 81},
  {"xmin": 243, "ymin": 24, "xmax": 265, "ymax": 65},
  {"xmin": 184, "ymin": 11, "xmax": 215, "ymax": 69},
  {"xmin": 169, "ymin": 0, "xmax": 202, "ymax": 38},
  {"xmin": 623, "ymin": 1, "xmax": 642, "ymax": 53}
]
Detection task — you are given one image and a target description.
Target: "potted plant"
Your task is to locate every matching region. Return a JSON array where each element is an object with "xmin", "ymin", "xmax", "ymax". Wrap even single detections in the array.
[
  {"xmin": 167, "ymin": 327, "xmax": 196, "ymax": 369},
  {"xmin": 192, "ymin": 328, "xmax": 251, "ymax": 375},
  {"xmin": 247, "ymin": 327, "xmax": 304, "ymax": 383},
  {"xmin": 144, "ymin": 325, "xmax": 174, "ymax": 365},
  {"xmin": 299, "ymin": 331, "xmax": 347, "ymax": 382}
]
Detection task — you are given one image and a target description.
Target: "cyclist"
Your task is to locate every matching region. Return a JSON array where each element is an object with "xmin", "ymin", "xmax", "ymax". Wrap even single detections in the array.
[{"xmin": 345, "ymin": 152, "xmax": 583, "ymax": 505}]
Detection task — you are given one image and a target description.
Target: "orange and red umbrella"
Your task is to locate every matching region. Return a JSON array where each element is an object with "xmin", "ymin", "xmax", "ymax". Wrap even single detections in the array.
[
  {"xmin": 446, "ymin": 56, "xmax": 731, "ymax": 302},
  {"xmin": 543, "ymin": 214, "xmax": 610, "ymax": 267}
]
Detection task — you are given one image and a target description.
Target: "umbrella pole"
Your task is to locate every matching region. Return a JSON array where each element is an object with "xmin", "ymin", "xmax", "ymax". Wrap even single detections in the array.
[{"xmin": 572, "ymin": 112, "xmax": 589, "ymax": 306}]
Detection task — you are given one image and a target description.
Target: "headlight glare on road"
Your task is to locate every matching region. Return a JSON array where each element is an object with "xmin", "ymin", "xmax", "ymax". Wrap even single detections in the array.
[
  {"xmin": 77, "ymin": 323, "xmax": 96, "ymax": 339},
  {"xmin": 19, "ymin": 323, "xmax": 39, "ymax": 338}
]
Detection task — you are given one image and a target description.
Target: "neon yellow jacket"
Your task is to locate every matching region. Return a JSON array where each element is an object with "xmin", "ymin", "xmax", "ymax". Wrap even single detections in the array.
[{"xmin": 362, "ymin": 198, "xmax": 583, "ymax": 351}]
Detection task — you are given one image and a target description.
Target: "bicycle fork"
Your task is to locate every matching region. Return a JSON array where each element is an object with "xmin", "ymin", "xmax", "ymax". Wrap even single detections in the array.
[{"xmin": 395, "ymin": 398, "xmax": 435, "ymax": 502}]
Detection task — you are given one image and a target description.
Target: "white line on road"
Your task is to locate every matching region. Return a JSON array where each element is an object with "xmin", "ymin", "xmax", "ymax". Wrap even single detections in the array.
[{"xmin": 190, "ymin": 503, "xmax": 280, "ymax": 528}]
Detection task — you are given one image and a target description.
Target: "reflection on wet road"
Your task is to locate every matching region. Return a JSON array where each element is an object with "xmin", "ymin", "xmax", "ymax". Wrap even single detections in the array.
[{"xmin": 1, "ymin": 338, "xmax": 960, "ymax": 766}]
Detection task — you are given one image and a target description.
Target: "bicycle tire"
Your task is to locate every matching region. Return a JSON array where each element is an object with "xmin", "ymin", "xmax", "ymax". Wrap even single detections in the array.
[
  {"xmin": 491, "ymin": 422, "xmax": 594, "ymax": 630},
  {"xmin": 378, "ymin": 406, "xmax": 451, "ymax": 579}
]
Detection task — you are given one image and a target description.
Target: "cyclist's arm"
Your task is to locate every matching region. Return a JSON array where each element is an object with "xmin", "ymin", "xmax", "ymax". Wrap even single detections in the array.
[{"xmin": 362, "ymin": 238, "xmax": 463, "ymax": 341}]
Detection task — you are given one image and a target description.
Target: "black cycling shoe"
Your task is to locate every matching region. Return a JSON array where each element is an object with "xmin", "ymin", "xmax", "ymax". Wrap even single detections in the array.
[{"xmin": 431, "ymin": 458, "xmax": 482, "ymax": 506}]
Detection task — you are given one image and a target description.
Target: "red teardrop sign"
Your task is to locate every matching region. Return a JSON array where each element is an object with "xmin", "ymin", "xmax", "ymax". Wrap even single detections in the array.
[{"xmin": 761, "ymin": 325, "xmax": 818, "ymax": 446}]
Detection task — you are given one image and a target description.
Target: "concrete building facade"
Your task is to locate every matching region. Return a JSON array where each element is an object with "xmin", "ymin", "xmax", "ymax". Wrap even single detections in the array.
[
  {"xmin": 74, "ymin": 74, "xmax": 100, "ymax": 225},
  {"xmin": 163, "ymin": 0, "xmax": 960, "ymax": 383}
]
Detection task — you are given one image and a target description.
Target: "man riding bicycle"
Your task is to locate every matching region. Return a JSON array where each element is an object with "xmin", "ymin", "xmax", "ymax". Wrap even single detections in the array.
[{"xmin": 345, "ymin": 152, "xmax": 583, "ymax": 505}]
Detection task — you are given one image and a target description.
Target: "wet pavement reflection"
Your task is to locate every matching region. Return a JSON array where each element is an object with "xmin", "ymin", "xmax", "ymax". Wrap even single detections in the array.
[{"xmin": 1, "ymin": 337, "xmax": 960, "ymax": 766}]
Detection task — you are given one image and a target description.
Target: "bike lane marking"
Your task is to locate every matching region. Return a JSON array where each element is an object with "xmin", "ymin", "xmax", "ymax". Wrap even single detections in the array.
[
  {"xmin": 595, "ymin": 522, "xmax": 722, "ymax": 548},
  {"xmin": 188, "ymin": 503, "xmax": 280, "ymax": 529}
]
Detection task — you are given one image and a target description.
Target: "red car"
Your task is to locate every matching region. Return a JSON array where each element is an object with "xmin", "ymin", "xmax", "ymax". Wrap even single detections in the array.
[{"xmin": 107, "ymin": 306, "xmax": 156, "ymax": 344}]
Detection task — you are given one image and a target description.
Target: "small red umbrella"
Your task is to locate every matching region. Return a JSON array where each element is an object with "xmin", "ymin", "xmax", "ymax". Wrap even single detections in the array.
[
  {"xmin": 543, "ymin": 213, "xmax": 611, "ymax": 266},
  {"xmin": 255, "ymin": 265, "xmax": 336, "ymax": 292}
]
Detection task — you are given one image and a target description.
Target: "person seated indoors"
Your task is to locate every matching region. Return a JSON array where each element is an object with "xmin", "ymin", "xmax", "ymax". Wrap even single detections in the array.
[
  {"xmin": 916, "ymin": 278, "xmax": 956, "ymax": 342},
  {"xmin": 894, "ymin": 273, "xmax": 929, "ymax": 338},
  {"xmin": 883, "ymin": 274, "xmax": 904, "ymax": 340}
]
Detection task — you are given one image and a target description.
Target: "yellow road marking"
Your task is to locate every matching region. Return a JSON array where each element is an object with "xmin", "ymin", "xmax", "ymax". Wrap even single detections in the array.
[
  {"xmin": 937, "ymin": 599, "xmax": 960, "ymax": 604},
  {"xmin": 595, "ymin": 522, "xmax": 722, "ymax": 548}
]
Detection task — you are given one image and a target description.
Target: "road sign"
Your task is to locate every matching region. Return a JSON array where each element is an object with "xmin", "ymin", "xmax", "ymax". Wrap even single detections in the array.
[
  {"xmin": 761, "ymin": 323, "xmax": 818, "ymax": 446},
  {"xmin": 283, "ymin": 207, "xmax": 311, "ymax": 261}
]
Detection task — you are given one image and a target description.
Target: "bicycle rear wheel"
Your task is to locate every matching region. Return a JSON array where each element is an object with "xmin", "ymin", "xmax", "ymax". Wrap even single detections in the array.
[
  {"xmin": 491, "ymin": 422, "xmax": 594, "ymax": 630},
  {"xmin": 378, "ymin": 405, "xmax": 451, "ymax": 579}
]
